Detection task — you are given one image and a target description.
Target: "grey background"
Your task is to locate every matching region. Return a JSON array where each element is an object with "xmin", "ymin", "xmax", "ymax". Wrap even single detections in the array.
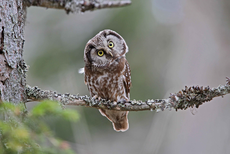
[{"xmin": 25, "ymin": 0, "xmax": 230, "ymax": 153}]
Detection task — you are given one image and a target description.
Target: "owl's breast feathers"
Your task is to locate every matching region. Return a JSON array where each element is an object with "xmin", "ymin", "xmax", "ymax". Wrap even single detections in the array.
[{"xmin": 84, "ymin": 57, "xmax": 131, "ymax": 102}]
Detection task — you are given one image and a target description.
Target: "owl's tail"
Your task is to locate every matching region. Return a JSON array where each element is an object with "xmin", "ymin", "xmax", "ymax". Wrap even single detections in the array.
[
  {"xmin": 99, "ymin": 109, "xmax": 129, "ymax": 132},
  {"xmin": 113, "ymin": 117, "xmax": 129, "ymax": 132}
]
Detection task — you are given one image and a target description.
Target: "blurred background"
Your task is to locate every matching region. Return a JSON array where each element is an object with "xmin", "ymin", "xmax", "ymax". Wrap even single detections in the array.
[{"xmin": 24, "ymin": 0, "xmax": 230, "ymax": 153}]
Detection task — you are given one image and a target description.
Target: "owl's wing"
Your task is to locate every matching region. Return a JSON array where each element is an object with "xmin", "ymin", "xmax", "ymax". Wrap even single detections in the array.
[
  {"xmin": 123, "ymin": 60, "xmax": 131, "ymax": 100},
  {"xmin": 84, "ymin": 66, "xmax": 89, "ymax": 85}
]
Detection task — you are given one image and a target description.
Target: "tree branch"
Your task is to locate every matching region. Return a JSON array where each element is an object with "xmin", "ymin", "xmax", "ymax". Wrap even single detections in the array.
[
  {"xmin": 25, "ymin": 0, "xmax": 131, "ymax": 14},
  {"xmin": 25, "ymin": 77, "xmax": 230, "ymax": 112}
]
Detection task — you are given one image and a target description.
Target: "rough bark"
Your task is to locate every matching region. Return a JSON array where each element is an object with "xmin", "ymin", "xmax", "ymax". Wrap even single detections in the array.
[{"xmin": 0, "ymin": 0, "xmax": 28, "ymax": 103}]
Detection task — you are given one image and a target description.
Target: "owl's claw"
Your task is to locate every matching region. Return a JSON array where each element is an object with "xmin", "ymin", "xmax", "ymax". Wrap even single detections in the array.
[
  {"xmin": 91, "ymin": 95, "xmax": 100, "ymax": 106},
  {"xmin": 92, "ymin": 95, "xmax": 98, "ymax": 100},
  {"xmin": 92, "ymin": 95, "xmax": 102, "ymax": 101},
  {"xmin": 119, "ymin": 99, "xmax": 128, "ymax": 104}
]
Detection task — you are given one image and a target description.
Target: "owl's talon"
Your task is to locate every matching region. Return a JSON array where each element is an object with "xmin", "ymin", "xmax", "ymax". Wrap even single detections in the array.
[
  {"xmin": 119, "ymin": 99, "xmax": 128, "ymax": 104},
  {"xmin": 110, "ymin": 101, "xmax": 117, "ymax": 108},
  {"xmin": 92, "ymin": 95, "xmax": 99, "ymax": 104},
  {"xmin": 92, "ymin": 95, "xmax": 98, "ymax": 100}
]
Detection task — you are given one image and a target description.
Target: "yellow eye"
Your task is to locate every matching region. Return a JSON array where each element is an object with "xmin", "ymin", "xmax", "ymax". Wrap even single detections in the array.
[
  {"xmin": 108, "ymin": 41, "xmax": 114, "ymax": 48},
  {"xmin": 97, "ymin": 50, "xmax": 104, "ymax": 57}
]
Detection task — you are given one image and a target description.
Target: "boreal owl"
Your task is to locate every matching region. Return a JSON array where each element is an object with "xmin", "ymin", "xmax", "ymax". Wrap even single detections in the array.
[{"xmin": 83, "ymin": 29, "xmax": 131, "ymax": 132}]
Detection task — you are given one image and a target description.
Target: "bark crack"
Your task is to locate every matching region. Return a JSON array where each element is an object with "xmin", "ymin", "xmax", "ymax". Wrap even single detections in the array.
[{"xmin": 0, "ymin": 26, "xmax": 4, "ymax": 54}]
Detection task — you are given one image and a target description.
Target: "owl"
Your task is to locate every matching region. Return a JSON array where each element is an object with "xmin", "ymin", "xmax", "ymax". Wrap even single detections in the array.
[{"xmin": 83, "ymin": 29, "xmax": 131, "ymax": 132}]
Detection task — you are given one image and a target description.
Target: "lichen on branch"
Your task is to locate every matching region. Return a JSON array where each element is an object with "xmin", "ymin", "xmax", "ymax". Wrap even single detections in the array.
[
  {"xmin": 25, "ymin": 0, "xmax": 131, "ymax": 14},
  {"xmin": 25, "ymin": 77, "xmax": 230, "ymax": 112}
]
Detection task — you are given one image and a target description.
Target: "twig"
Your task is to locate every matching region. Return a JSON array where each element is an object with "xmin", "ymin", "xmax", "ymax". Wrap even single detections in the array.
[
  {"xmin": 25, "ymin": 77, "xmax": 230, "ymax": 112},
  {"xmin": 25, "ymin": 0, "xmax": 131, "ymax": 14}
]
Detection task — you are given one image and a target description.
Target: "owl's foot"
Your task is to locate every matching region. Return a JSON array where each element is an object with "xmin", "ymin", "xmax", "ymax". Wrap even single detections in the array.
[
  {"xmin": 92, "ymin": 95, "xmax": 101, "ymax": 101},
  {"xmin": 92, "ymin": 95, "xmax": 98, "ymax": 99},
  {"xmin": 118, "ymin": 98, "xmax": 129, "ymax": 104}
]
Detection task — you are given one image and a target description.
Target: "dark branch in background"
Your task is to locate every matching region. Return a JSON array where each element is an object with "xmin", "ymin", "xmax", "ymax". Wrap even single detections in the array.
[
  {"xmin": 25, "ymin": 0, "xmax": 131, "ymax": 14},
  {"xmin": 26, "ymin": 77, "xmax": 230, "ymax": 112}
]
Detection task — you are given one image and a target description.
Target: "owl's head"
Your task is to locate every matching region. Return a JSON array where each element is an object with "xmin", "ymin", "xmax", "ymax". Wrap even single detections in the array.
[{"xmin": 84, "ymin": 29, "xmax": 128, "ymax": 69}]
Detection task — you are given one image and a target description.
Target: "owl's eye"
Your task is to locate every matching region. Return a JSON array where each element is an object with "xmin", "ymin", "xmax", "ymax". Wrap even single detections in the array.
[
  {"xmin": 108, "ymin": 41, "xmax": 114, "ymax": 48},
  {"xmin": 97, "ymin": 50, "xmax": 104, "ymax": 57}
]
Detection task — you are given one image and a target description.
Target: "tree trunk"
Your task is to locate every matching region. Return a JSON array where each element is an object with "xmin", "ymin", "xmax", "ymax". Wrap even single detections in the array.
[{"xmin": 0, "ymin": 0, "xmax": 27, "ymax": 103}]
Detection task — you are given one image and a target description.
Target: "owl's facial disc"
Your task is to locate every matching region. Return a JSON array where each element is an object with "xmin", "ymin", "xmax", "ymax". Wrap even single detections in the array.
[
  {"xmin": 104, "ymin": 31, "xmax": 128, "ymax": 57},
  {"xmin": 86, "ymin": 45, "xmax": 113, "ymax": 68},
  {"xmin": 84, "ymin": 29, "xmax": 128, "ymax": 69}
]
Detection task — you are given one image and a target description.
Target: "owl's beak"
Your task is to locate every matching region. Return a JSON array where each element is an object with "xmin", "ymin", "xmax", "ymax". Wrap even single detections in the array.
[{"xmin": 108, "ymin": 51, "xmax": 113, "ymax": 57}]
